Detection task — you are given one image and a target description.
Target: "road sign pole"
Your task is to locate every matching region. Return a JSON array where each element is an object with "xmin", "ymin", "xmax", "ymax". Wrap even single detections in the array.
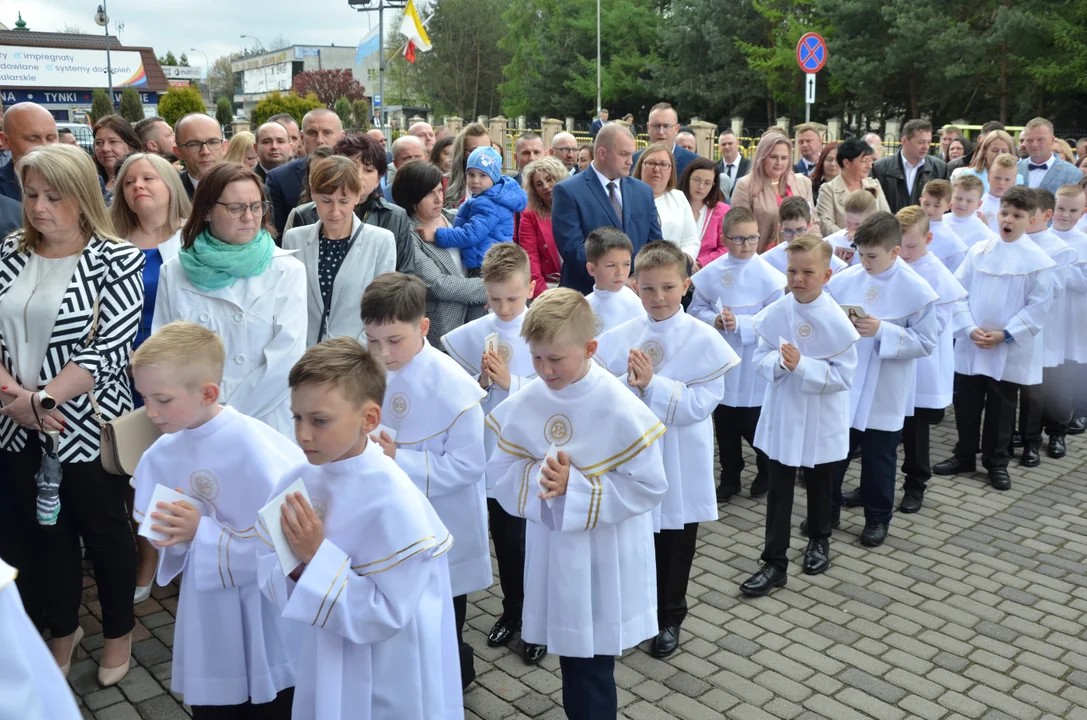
[
  {"xmin": 796, "ymin": 33, "xmax": 827, "ymax": 127},
  {"xmin": 805, "ymin": 72, "xmax": 816, "ymax": 123}
]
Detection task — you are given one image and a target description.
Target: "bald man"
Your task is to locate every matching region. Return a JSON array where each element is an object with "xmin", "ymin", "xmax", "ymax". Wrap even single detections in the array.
[
  {"xmin": 173, "ymin": 113, "xmax": 224, "ymax": 198},
  {"xmin": 254, "ymin": 122, "xmax": 292, "ymax": 180},
  {"xmin": 407, "ymin": 122, "xmax": 436, "ymax": 153},
  {"xmin": 384, "ymin": 135, "xmax": 426, "ymax": 202},
  {"xmin": 266, "ymin": 108, "xmax": 346, "ymax": 235},
  {"xmin": 550, "ymin": 132, "xmax": 579, "ymax": 175},
  {"xmin": 0, "ymin": 103, "xmax": 59, "ymax": 201}
]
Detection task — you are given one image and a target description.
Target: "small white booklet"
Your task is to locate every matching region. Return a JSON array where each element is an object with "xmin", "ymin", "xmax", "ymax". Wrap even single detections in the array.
[
  {"xmin": 371, "ymin": 424, "xmax": 398, "ymax": 442},
  {"xmin": 258, "ymin": 478, "xmax": 313, "ymax": 577},
  {"xmin": 481, "ymin": 332, "xmax": 499, "ymax": 388},
  {"xmin": 138, "ymin": 485, "xmax": 196, "ymax": 544},
  {"xmin": 779, "ymin": 336, "xmax": 791, "ymax": 370},
  {"xmin": 536, "ymin": 443, "xmax": 560, "ymax": 509}
]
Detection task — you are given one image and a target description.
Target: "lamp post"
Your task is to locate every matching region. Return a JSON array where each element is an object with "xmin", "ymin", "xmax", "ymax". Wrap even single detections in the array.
[
  {"xmin": 190, "ymin": 47, "xmax": 210, "ymax": 103},
  {"xmin": 94, "ymin": 2, "xmax": 113, "ymax": 107},
  {"xmin": 240, "ymin": 35, "xmax": 271, "ymax": 98}
]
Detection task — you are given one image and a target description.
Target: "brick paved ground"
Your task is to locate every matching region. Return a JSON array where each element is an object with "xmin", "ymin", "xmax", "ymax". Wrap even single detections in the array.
[{"xmin": 67, "ymin": 414, "xmax": 1087, "ymax": 719}]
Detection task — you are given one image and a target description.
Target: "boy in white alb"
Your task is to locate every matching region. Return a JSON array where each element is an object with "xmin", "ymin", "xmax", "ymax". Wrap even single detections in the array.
[
  {"xmin": 584, "ymin": 227, "xmax": 643, "ymax": 336},
  {"xmin": 764, "ymin": 196, "xmax": 848, "ymax": 275},
  {"xmin": 828, "ymin": 213, "xmax": 939, "ymax": 548},
  {"xmin": 689, "ymin": 207, "xmax": 787, "ymax": 500},
  {"xmin": 895, "ymin": 208, "xmax": 968, "ymax": 514},
  {"xmin": 131, "ymin": 322, "xmax": 302, "ymax": 718},
  {"xmin": 823, "ymin": 189, "xmax": 881, "ymax": 267},
  {"xmin": 486, "ymin": 289, "xmax": 666, "ymax": 719},
  {"xmin": 979, "ymin": 153, "xmax": 1020, "ymax": 233},
  {"xmin": 362, "ymin": 273, "xmax": 489, "ymax": 689},
  {"xmin": 256, "ymin": 338, "xmax": 461, "ymax": 720},
  {"xmin": 1049, "ymin": 184, "xmax": 1087, "ymax": 452},
  {"xmin": 596, "ymin": 242, "xmax": 737, "ymax": 659},
  {"xmin": 440, "ymin": 244, "xmax": 546, "ymax": 664},
  {"xmin": 919, "ymin": 180, "xmax": 969, "ymax": 272},
  {"xmin": 934, "ymin": 187, "xmax": 1056, "ymax": 491},
  {"xmin": 740, "ymin": 236, "xmax": 859, "ymax": 597},
  {"xmin": 944, "ymin": 175, "xmax": 995, "ymax": 248}
]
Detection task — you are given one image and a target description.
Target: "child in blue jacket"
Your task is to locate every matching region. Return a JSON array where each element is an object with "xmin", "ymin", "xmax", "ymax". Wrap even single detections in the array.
[{"xmin": 430, "ymin": 146, "xmax": 527, "ymax": 272}]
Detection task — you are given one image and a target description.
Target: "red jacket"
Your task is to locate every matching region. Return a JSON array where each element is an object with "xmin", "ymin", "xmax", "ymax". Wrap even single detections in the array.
[
  {"xmin": 518, "ymin": 209, "xmax": 562, "ymax": 298},
  {"xmin": 697, "ymin": 202, "xmax": 730, "ymax": 267}
]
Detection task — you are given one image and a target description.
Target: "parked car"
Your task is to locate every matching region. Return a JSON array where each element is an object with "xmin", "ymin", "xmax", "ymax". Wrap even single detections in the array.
[{"xmin": 57, "ymin": 122, "xmax": 94, "ymax": 153}]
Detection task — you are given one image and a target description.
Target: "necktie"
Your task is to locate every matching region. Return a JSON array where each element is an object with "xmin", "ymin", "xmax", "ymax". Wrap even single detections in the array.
[
  {"xmin": 726, "ymin": 163, "xmax": 734, "ymax": 179},
  {"xmin": 1028, "ymin": 163, "xmax": 1048, "ymax": 172},
  {"xmin": 607, "ymin": 181, "xmax": 623, "ymax": 226}
]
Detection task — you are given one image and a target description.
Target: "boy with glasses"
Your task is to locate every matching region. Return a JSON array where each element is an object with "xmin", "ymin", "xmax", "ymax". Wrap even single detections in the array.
[{"xmin": 762, "ymin": 196, "xmax": 848, "ymax": 276}]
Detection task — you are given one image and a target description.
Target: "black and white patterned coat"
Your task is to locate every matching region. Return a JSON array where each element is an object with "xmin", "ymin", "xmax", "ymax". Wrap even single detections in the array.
[{"xmin": 0, "ymin": 233, "xmax": 145, "ymax": 462}]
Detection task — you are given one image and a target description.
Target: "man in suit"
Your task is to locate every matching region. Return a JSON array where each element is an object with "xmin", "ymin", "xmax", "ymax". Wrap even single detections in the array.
[
  {"xmin": 173, "ymin": 113, "xmax": 224, "ymax": 199},
  {"xmin": 633, "ymin": 103, "xmax": 698, "ymax": 179},
  {"xmin": 133, "ymin": 116, "xmax": 176, "ymax": 159},
  {"xmin": 383, "ymin": 135, "xmax": 426, "ymax": 203},
  {"xmin": 269, "ymin": 113, "xmax": 304, "ymax": 160},
  {"xmin": 266, "ymin": 108, "xmax": 345, "ymax": 236},
  {"xmin": 552, "ymin": 123, "xmax": 663, "ymax": 294},
  {"xmin": 714, "ymin": 129, "xmax": 750, "ymax": 203},
  {"xmin": 793, "ymin": 123, "xmax": 823, "ymax": 176},
  {"xmin": 549, "ymin": 132, "xmax": 580, "ymax": 176},
  {"xmin": 253, "ymin": 122, "xmax": 292, "ymax": 181},
  {"xmin": 871, "ymin": 119, "xmax": 948, "ymax": 213},
  {"xmin": 589, "ymin": 109, "xmax": 608, "ymax": 139},
  {"xmin": 1019, "ymin": 117, "xmax": 1082, "ymax": 193},
  {"xmin": 511, "ymin": 132, "xmax": 545, "ymax": 186},
  {"xmin": 0, "ymin": 103, "xmax": 59, "ymax": 201}
]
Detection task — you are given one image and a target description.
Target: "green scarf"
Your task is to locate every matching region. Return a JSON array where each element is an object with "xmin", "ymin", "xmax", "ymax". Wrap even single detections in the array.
[{"xmin": 178, "ymin": 229, "xmax": 275, "ymax": 292}]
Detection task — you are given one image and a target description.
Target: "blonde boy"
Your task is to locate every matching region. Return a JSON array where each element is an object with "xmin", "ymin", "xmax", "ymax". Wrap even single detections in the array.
[
  {"xmin": 486, "ymin": 289, "xmax": 666, "ymax": 717},
  {"xmin": 919, "ymin": 179, "xmax": 968, "ymax": 272},
  {"xmin": 739, "ymin": 236, "xmax": 859, "ymax": 597},
  {"xmin": 980, "ymin": 154, "xmax": 1021, "ymax": 232},
  {"xmin": 944, "ymin": 175, "xmax": 994, "ymax": 247},
  {"xmin": 894, "ymin": 208, "xmax": 967, "ymax": 513},
  {"xmin": 131, "ymin": 321, "xmax": 302, "ymax": 717},
  {"xmin": 824, "ymin": 189, "xmax": 880, "ymax": 266},
  {"xmin": 763, "ymin": 196, "xmax": 848, "ymax": 275},
  {"xmin": 584, "ymin": 227, "xmax": 643, "ymax": 336},
  {"xmin": 362, "ymin": 273, "xmax": 489, "ymax": 689},
  {"xmin": 256, "ymin": 338, "xmax": 461, "ymax": 719},
  {"xmin": 1051, "ymin": 184, "xmax": 1087, "ymax": 440},
  {"xmin": 689, "ymin": 207, "xmax": 786, "ymax": 500},
  {"xmin": 440, "ymin": 244, "xmax": 545, "ymax": 663},
  {"xmin": 597, "ymin": 242, "xmax": 738, "ymax": 658}
]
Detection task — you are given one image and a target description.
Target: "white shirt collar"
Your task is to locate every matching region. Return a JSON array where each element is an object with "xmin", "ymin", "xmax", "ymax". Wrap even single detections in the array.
[
  {"xmin": 901, "ymin": 151, "xmax": 924, "ymax": 171},
  {"xmin": 590, "ymin": 161, "xmax": 621, "ymax": 193},
  {"xmin": 1029, "ymin": 153, "xmax": 1056, "ymax": 169}
]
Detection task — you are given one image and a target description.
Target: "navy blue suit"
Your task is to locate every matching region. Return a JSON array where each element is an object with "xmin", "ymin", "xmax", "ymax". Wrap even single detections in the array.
[
  {"xmin": 633, "ymin": 144, "xmax": 699, "ymax": 181},
  {"xmin": 265, "ymin": 157, "xmax": 307, "ymax": 237},
  {"xmin": 0, "ymin": 193, "xmax": 20, "ymax": 238},
  {"xmin": 0, "ymin": 161, "xmax": 20, "ymax": 202},
  {"xmin": 551, "ymin": 166, "xmax": 662, "ymax": 295}
]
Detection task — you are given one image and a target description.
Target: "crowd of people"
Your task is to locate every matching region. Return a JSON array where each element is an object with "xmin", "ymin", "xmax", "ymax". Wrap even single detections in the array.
[{"xmin": 0, "ymin": 98, "xmax": 1085, "ymax": 720}]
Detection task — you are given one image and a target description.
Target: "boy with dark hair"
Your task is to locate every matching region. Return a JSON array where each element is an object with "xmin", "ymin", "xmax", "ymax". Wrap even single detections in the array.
[
  {"xmin": 763, "ymin": 197, "xmax": 848, "ymax": 275},
  {"xmin": 584, "ymin": 227, "xmax": 642, "ymax": 336},
  {"xmin": 919, "ymin": 179, "xmax": 969, "ymax": 272}
]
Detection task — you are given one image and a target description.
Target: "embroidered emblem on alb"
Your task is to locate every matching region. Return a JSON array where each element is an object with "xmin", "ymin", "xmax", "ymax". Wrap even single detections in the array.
[
  {"xmin": 189, "ymin": 470, "xmax": 220, "ymax": 502},
  {"xmin": 544, "ymin": 414, "xmax": 573, "ymax": 447},
  {"xmin": 795, "ymin": 322, "xmax": 814, "ymax": 341},
  {"xmin": 640, "ymin": 340, "xmax": 665, "ymax": 367},
  {"xmin": 390, "ymin": 392, "xmax": 410, "ymax": 419}
]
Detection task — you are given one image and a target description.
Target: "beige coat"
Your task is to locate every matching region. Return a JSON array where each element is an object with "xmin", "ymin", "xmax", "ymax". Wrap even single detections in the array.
[
  {"xmin": 816, "ymin": 174, "xmax": 891, "ymax": 236},
  {"xmin": 730, "ymin": 172, "xmax": 820, "ymax": 252}
]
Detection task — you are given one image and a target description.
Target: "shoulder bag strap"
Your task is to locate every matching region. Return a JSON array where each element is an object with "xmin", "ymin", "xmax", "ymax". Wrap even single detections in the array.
[{"xmin": 85, "ymin": 288, "xmax": 105, "ymax": 427}]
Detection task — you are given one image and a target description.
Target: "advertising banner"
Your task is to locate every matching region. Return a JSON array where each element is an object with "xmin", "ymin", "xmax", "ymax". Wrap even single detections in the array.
[{"xmin": 0, "ymin": 46, "xmax": 147, "ymax": 88}]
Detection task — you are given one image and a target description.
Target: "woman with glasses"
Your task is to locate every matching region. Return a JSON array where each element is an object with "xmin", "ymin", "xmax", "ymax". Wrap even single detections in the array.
[
  {"xmin": 93, "ymin": 115, "xmax": 141, "ymax": 199},
  {"xmin": 815, "ymin": 137, "xmax": 889, "ymax": 235},
  {"xmin": 633, "ymin": 143, "xmax": 701, "ymax": 267},
  {"xmin": 152, "ymin": 163, "xmax": 306, "ymax": 438},
  {"xmin": 730, "ymin": 133, "xmax": 820, "ymax": 252},
  {"xmin": 679, "ymin": 157, "xmax": 730, "ymax": 267}
]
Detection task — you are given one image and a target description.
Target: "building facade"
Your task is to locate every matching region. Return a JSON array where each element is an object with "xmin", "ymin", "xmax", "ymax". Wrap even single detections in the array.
[{"xmin": 232, "ymin": 44, "xmax": 377, "ymax": 117}]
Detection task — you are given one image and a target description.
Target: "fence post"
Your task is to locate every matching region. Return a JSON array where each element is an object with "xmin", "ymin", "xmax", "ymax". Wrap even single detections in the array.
[
  {"xmin": 731, "ymin": 116, "xmax": 744, "ymax": 138},
  {"xmin": 444, "ymin": 116, "xmax": 464, "ymax": 135},
  {"xmin": 541, "ymin": 118, "xmax": 564, "ymax": 151},
  {"xmin": 517, "ymin": 115, "xmax": 527, "ymax": 131},
  {"xmin": 690, "ymin": 120, "xmax": 718, "ymax": 160},
  {"xmin": 776, "ymin": 116, "xmax": 791, "ymax": 135},
  {"xmin": 489, "ymin": 116, "xmax": 509, "ymax": 172},
  {"xmin": 827, "ymin": 117, "xmax": 842, "ymax": 142}
]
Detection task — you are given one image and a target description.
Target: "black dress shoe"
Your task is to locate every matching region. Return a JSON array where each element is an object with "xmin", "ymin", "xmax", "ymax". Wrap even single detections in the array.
[
  {"xmin": 802, "ymin": 538, "xmax": 830, "ymax": 575},
  {"xmin": 1047, "ymin": 435, "xmax": 1067, "ymax": 459},
  {"xmin": 841, "ymin": 488, "xmax": 862, "ymax": 508},
  {"xmin": 1069, "ymin": 416, "xmax": 1086, "ymax": 435},
  {"xmin": 1011, "ymin": 432, "xmax": 1024, "ymax": 448},
  {"xmin": 988, "ymin": 466, "xmax": 1011, "ymax": 490},
  {"xmin": 717, "ymin": 483, "xmax": 740, "ymax": 502},
  {"xmin": 899, "ymin": 490, "xmax": 924, "ymax": 514},
  {"xmin": 860, "ymin": 521, "xmax": 888, "ymax": 547},
  {"xmin": 522, "ymin": 642, "xmax": 546, "ymax": 665},
  {"xmin": 800, "ymin": 506, "xmax": 840, "ymax": 536},
  {"xmin": 750, "ymin": 474, "xmax": 768, "ymax": 497},
  {"xmin": 487, "ymin": 616, "xmax": 518, "ymax": 647},
  {"xmin": 650, "ymin": 626, "xmax": 680, "ymax": 658},
  {"xmin": 933, "ymin": 456, "xmax": 976, "ymax": 475},
  {"xmin": 1019, "ymin": 444, "xmax": 1041, "ymax": 468},
  {"xmin": 740, "ymin": 565, "xmax": 787, "ymax": 597}
]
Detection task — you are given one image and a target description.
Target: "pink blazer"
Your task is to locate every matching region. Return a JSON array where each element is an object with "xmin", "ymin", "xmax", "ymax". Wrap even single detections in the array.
[
  {"xmin": 518, "ymin": 209, "xmax": 561, "ymax": 298},
  {"xmin": 696, "ymin": 202, "xmax": 730, "ymax": 267}
]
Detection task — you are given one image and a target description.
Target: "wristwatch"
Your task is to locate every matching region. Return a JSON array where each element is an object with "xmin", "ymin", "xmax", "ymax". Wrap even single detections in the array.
[
  {"xmin": 1003, "ymin": 330, "xmax": 1013, "ymax": 344},
  {"xmin": 37, "ymin": 389, "xmax": 57, "ymax": 410}
]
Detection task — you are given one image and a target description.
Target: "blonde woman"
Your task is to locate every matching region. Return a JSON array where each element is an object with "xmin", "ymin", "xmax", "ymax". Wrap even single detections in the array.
[
  {"xmin": 731, "ymin": 133, "xmax": 819, "ymax": 251},
  {"xmin": 446, "ymin": 122, "xmax": 491, "ymax": 209},
  {"xmin": 0, "ymin": 144, "xmax": 144, "ymax": 686},
  {"xmin": 519, "ymin": 156, "xmax": 566, "ymax": 297},
  {"xmin": 224, "ymin": 131, "xmax": 258, "ymax": 170},
  {"xmin": 109, "ymin": 152, "xmax": 191, "ymax": 603},
  {"xmin": 952, "ymin": 130, "xmax": 1023, "ymax": 193},
  {"xmin": 633, "ymin": 143, "xmax": 701, "ymax": 264}
]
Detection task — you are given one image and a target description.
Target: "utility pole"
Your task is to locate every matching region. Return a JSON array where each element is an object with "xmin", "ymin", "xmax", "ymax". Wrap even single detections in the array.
[
  {"xmin": 94, "ymin": 2, "xmax": 114, "ymax": 106},
  {"xmin": 349, "ymin": 0, "xmax": 407, "ymax": 131}
]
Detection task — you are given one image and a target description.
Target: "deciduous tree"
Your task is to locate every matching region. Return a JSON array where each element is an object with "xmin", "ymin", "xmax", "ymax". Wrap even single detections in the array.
[
  {"xmin": 291, "ymin": 69, "xmax": 366, "ymax": 106},
  {"xmin": 157, "ymin": 87, "xmax": 207, "ymax": 126}
]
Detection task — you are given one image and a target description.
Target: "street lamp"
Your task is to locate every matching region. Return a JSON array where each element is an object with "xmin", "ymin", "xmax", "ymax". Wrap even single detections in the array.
[
  {"xmin": 94, "ymin": 2, "xmax": 114, "ymax": 107},
  {"xmin": 240, "ymin": 36, "xmax": 271, "ymax": 103},
  {"xmin": 189, "ymin": 48, "xmax": 210, "ymax": 103},
  {"xmin": 240, "ymin": 34, "xmax": 266, "ymax": 51}
]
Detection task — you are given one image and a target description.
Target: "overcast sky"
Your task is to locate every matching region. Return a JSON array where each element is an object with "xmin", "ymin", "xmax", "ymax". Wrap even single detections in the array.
[{"xmin": 0, "ymin": 0, "xmax": 386, "ymax": 73}]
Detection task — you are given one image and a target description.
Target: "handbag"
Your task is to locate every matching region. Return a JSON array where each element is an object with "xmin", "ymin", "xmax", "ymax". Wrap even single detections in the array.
[{"xmin": 84, "ymin": 291, "xmax": 162, "ymax": 475}]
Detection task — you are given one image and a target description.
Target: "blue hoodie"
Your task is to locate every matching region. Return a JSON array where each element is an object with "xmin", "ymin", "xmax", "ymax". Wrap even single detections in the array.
[{"xmin": 435, "ymin": 175, "xmax": 528, "ymax": 269}]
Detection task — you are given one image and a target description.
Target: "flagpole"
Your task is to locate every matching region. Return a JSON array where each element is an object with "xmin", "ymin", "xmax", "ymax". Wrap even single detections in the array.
[{"xmin": 596, "ymin": 0, "xmax": 601, "ymax": 120}]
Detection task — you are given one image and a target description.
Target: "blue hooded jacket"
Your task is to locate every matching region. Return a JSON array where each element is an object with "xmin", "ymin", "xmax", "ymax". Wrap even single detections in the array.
[{"xmin": 435, "ymin": 175, "xmax": 528, "ymax": 269}]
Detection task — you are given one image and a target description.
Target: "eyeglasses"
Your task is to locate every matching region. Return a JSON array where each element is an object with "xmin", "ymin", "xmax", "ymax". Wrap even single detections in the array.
[
  {"xmin": 648, "ymin": 123, "xmax": 676, "ymax": 132},
  {"xmin": 780, "ymin": 228, "xmax": 804, "ymax": 239},
  {"xmin": 725, "ymin": 234, "xmax": 761, "ymax": 245},
  {"xmin": 180, "ymin": 138, "xmax": 224, "ymax": 153},
  {"xmin": 215, "ymin": 201, "xmax": 272, "ymax": 218},
  {"xmin": 552, "ymin": 146, "xmax": 578, "ymax": 153},
  {"xmin": 644, "ymin": 161, "xmax": 672, "ymax": 170}
]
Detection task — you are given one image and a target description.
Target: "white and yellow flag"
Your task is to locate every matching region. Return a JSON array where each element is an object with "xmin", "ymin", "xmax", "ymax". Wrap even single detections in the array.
[{"xmin": 399, "ymin": 0, "xmax": 431, "ymax": 63}]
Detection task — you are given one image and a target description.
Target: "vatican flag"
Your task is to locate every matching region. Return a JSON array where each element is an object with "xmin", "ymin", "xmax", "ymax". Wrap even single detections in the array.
[{"xmin": 399, "ymin": 0, "xmax": 431, "ymax": 64}]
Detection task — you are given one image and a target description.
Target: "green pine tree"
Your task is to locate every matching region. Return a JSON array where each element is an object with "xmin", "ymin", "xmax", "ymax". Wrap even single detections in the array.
[
  {"xmin": 90, "ymin": 89, "xmax": 113, "ymax": 123},
  {"xmin": 119, "ymin": 87, "xmax": 143, "ymax": 123},
  {"xmin": 216, "ymin": 96, "xmax": 234, "ymax": 128},
  {"xmin": 333, "ymin": 96, "xmax": 353, "ymax": 127}
]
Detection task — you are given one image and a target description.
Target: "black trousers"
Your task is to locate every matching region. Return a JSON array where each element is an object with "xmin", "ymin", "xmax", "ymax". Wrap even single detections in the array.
[
  {"xmin": 833, "ymin": 428, "xmax": 901, "ymax": 525},
  {"xmin": 713, "ymin": 404, "xmax": 768, "ymax": 490},
  {"xmin": 1072, "ymin": 362, "xmax": 1087, "ymax": 415},
  {"xmin": 1042, "ymin": 364, "xmax": 1074, "ymax": 435},
  {"xmin": 901, "ymin": 408, "xmax": 944, "ymax": 494},
  {"xmin": 560, "ymin": 655, "xmax": 616, "ymax": 720},
  {"xmin": 452, "ymin": 594, "xmax": 475, "ymax": 687},
  {"xmin": 0, "ymin": 443, "xmax": 135, "ymax": 638},
  {"xmin": 487, "ymin": 498, "xmax": 526, "ymax": 622},
  {"xmin": 761, "ymin": 459, "xmax": 833, "ymax": 571},
  {"xmin": 1015, "ymin": 382, "xmax": 1045, "ymax": 445},
  {"xmin": 953, "ymin": 372, "xmax": 1017, "ymax": 468},
  {"xmin": 190, "ymin": 687, "xmax": 294, "ymax": 720},
  {"xmin": 653, "ymin": 523, "xmax": 698, "ymax": 630}
]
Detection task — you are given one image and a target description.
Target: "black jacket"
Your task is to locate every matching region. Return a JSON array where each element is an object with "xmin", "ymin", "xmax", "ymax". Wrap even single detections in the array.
[
  {"xmin": 290, "ymin": 195, "xmax": 416, "ymax": 276},
  {"xmin": 871, "ymin": 151, "xmax": 949, "ymax": 213},
  {"xmin": 714, "ymin": 156, "xmax": 750, "ymax": 182},
  {"xmin": 265, "ymin": 158, "xmax": 307, "ymax": 237},
  {"xmin": 178, "ymin": 170, "xmax": 196, "ymax": 200}
]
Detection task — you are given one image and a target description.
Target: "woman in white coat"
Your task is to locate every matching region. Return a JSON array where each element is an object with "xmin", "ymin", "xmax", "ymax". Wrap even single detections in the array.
[
  {"xmin": 282, "ymin": 155, "xmax": 395, "ymax": 347},
  {"xmin": 152, "ymin": 163, "xmax": 306, "ymax": 439},
  {"xmin": 633, "ymin": 143, "xmax": 702, "ymax": 269}
]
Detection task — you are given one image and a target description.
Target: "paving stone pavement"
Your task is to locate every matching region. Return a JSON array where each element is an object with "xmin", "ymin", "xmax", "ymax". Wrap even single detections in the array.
[{"xmin": 66, "ymin": 413, "xmax": 1087, "ymax": 719}]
